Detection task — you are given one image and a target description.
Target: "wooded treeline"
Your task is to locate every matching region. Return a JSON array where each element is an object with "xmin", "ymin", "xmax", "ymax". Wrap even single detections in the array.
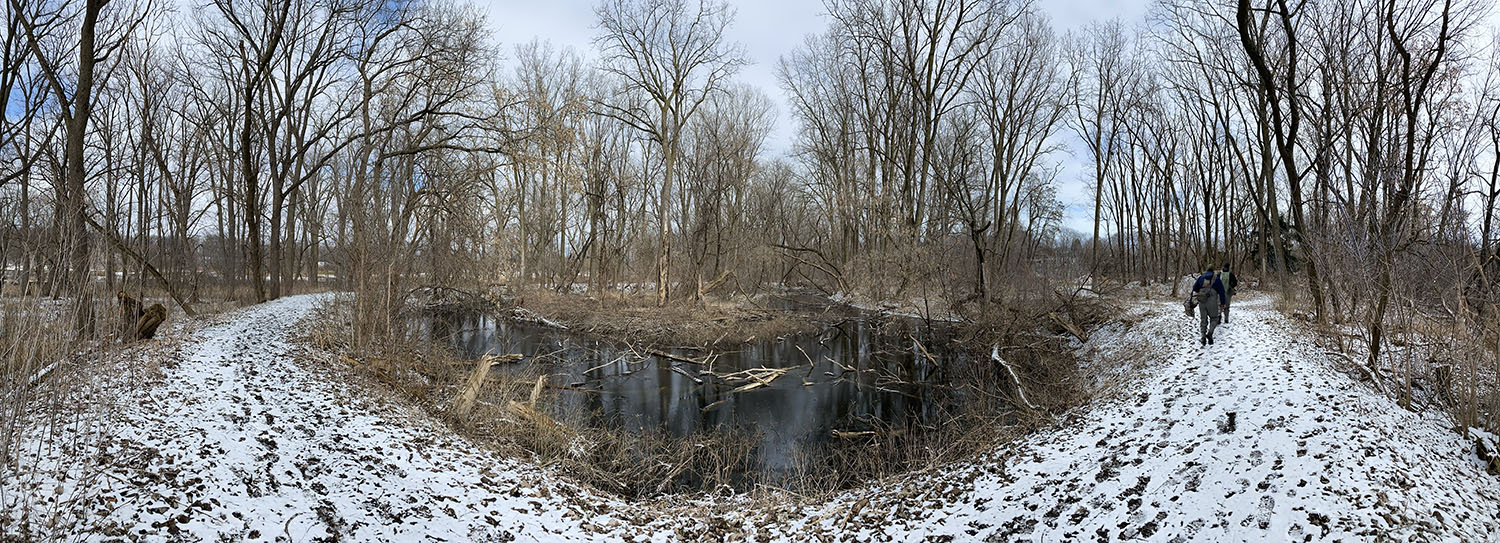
[{"xmin": 1, "ymin": 0, "xmax": 1498, "ymax": 424}]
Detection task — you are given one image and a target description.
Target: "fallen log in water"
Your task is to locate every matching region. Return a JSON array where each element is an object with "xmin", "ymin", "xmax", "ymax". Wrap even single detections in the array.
[
  {"xmin": 730, "ymin": 381, "xmax": 767, "ymax": 393},
  {"xmin": 723, "ymin": 366, "xmax": 798, "ymax": 392},
  {"xmin": 669, "ymin": 364, "xmax": 703, "ymax": 384},
  {"xmin": 713, "ymin": 365, "xmax": 797, "ymax": 384},
  {"xmin": 644, "ymin": 347, "xmax": 705, "ymax": 365}
]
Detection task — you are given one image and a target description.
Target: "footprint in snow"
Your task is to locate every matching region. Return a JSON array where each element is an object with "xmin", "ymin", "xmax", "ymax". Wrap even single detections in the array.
[{"xmin": 1253, "ymin": 495, "xmax": 1275, "ymax": 530}]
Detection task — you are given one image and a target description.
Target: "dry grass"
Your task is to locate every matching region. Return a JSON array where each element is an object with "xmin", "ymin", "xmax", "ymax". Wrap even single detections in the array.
[
  {"xmin": 0, "ymin": 288, "xmax": 149, "ymax": 539},
  {"xmin": 0, "ymin": 282, "xmax": 247, "ymax": 540},
  {"xmin": 1265, "ymin": 284, "xmax": 1499, "ymax": 437},
  {"xmin": 305, "ymin": 298, "xmax": 768, "ymax": 499},
  {"xmin": 0, "ymin": 295, "xmax": 93, "ymax": 539},
  {"xmin": 518, "ymin": 291, "xmax": 842, "ymax": 347},
  {"xmin": 306, "ymin": 291, "xmax": 1116, "ymax": 501},
  {"xmin": 958, "ymin": 294, "xmax": 1115, "ymax": 406}
]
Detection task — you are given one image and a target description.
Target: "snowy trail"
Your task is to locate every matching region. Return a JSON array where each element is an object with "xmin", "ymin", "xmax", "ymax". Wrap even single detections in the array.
[
  {"xmin": 14, "ymin": 293, "xmax": 1500, "ymax": 542},
  {"xmin": 60, "ymin": 294, "xmax": 617, "ymax": 542},
  {"xmin": 774, "ymin": 295, "xmax": 1500, "ymax": 542}
]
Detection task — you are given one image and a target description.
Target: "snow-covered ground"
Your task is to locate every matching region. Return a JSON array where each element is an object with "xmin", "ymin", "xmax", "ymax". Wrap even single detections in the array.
[
  {"xmin": 743, "ymin": 296, "xmax": 1500, "ymax": 542},
  {"xmin": 7, "ymin": 293, "xmax": 1499, "ymax": 541},
  {"xmin": 5, "ymin": 294, "xmax": 623, "ymax": 541}
]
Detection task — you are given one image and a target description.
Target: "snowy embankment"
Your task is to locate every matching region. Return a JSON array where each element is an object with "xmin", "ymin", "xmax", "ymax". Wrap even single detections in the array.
[
  {"xmin": 748, "ymin": 295, "xmax": 1500, "ymax": 542},
  {"xmin": 8, "ymin": 293, "xmax": 1500, "ymax": 542},
  {"xmin": 6, "ymin": 294, "xmax": 621, "ymax": 542}
]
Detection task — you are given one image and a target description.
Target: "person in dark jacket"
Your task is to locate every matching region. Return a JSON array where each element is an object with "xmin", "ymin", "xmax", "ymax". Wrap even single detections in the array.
[
  {"xmin": 1218, "ymin": 263, "xmax": 1239, "ymax": 323},
  {"xmin": 1191, "ymin": 265, "xmax": 1227, "ymax": 345}
]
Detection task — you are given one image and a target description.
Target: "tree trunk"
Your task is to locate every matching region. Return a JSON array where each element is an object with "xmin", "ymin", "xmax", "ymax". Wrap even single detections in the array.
[
  {"xmin": 657, "ymin": 124, "xmax": 676, "ymax": 307},
  {"xmin": 243, "ymin": 96, "xmax": 266, "ymax": 302},
  {"xmin": 269, "ymin": 187, "xmax": 284, "ymax": 300},
  {"xmin": 64, "ymin": 0, "xmax": 107, "ymax": 302}
]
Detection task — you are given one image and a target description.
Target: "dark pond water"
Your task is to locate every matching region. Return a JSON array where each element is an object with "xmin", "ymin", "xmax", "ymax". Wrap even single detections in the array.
[{"xmin": 426, "ymin": 309, "xmax": 974, "ymax": 481}]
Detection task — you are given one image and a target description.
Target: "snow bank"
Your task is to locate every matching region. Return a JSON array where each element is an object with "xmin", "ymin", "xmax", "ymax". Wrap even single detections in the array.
[
  {"xmin": 10, "ymin": 293, "xmax": 1499, "ymax": 542},
  {"xmin": 4, "ymin": 294, "xmax": 621, "ymax": 541},
  {"xmin": 743, "ymin": 295, "xmax": 1500, "ymax": 541}
]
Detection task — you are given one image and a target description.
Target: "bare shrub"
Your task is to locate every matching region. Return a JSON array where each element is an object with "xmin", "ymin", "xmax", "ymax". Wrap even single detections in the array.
[
  {"xmin": 306, "ymin": 297, "xmax": 769, "ymax": 499},
  {"xmin": 0, "ymin": 287, "xmax": 128, "ymax": 538},
  {"xmin": 305, "ymin": 288, "xmax": 1115, "ymax": 501}
]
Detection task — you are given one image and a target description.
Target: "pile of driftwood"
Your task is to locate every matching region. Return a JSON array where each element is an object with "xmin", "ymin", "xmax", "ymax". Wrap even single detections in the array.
[
  {"xmin": 712, "ymin": 366, "xmax": 798, "ymax": 393},
  {"xmin": 699, "ymin": 364, "xmax": 801, "ymax": 412},
  {"xmin": 116, "ymin": 291, "xmax": 166, "ymax": 341}
]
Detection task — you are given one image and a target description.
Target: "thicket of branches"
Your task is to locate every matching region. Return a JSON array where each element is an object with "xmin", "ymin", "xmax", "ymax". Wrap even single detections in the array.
[{"xmin": 1, "ymin": 0, "xmax": 1498, "ymax": 433}]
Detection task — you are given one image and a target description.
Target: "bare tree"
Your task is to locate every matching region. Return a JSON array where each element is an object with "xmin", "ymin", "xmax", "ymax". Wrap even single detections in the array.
[
  {"xmin": 972, "ymin": 11, "xmax": 1067, "ymax": 290},
  {"xmin": 594, "ymin": 0, "xmax": 745, "ymax": 306},
  {"xmin": 1235, "ymin": 0, "xmax": 1330, "ymax": 320},
  {"xmin": 1068, "ymin": 20, "xmax": 1141, "ymax": 273}
]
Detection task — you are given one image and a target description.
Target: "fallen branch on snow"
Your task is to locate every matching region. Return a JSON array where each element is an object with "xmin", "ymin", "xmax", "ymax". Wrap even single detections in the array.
[
  {"xmin": 26, "ymin": 361, "xmax": 59, "ymax": 387},
  {"xmin": 1048, "ymin": 312, "xmax": 1088, "ymax": 342},
  {"xmin": 1324, "ymin": 350, "xmax": 1386, "ymax": 397}
]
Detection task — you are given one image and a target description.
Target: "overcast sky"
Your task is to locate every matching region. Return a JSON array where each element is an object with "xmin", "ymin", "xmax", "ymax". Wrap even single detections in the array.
[{"xmin": 477, "ymin": 0, "xmax": 1154, "ymax": 235}]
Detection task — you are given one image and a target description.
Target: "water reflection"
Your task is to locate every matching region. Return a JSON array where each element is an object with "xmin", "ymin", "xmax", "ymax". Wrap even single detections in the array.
[{"xmin": 428, "ymin": 310, "xmax": 967, "ymax": 477}]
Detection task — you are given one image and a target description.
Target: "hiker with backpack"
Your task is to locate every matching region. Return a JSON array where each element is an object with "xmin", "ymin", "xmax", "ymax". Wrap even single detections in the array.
[
  {"xmin": 1219, "ymin": 263, "xmax": 1239, "ymax": 324},
  {"xmin": 1188, "ymin": 265, "xmax": 1227, "ymax": 346}
]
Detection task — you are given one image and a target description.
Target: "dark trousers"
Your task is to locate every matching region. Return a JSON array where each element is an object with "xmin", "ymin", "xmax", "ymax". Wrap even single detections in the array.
[{"xmin": 1199, "ymin": 303, "xmax": 1221, "ymax": 340}]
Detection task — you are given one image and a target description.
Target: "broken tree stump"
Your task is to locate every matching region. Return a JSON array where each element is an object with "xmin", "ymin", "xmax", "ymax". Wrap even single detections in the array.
[
  {"xmin": 119, "ymin": 291, "xmax": 165, "ymax": 341},
  {"xmin": 1474, "ymin": 428, "xmax": 1500, "ymax": 476},
  {"xmin": 529, "ymin": 374, "xmax": 548, "ymax": 408},
  {"xmin": 451, "ymin": 355, "xmax": 500, "ymax": 417},
  {"xmin": 118, "ymin": 291, "xmax": 143, "ymax": 339},
  {"xmin": 135, "ymin": 304, "xmax": 166, "ymax": 340}
]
